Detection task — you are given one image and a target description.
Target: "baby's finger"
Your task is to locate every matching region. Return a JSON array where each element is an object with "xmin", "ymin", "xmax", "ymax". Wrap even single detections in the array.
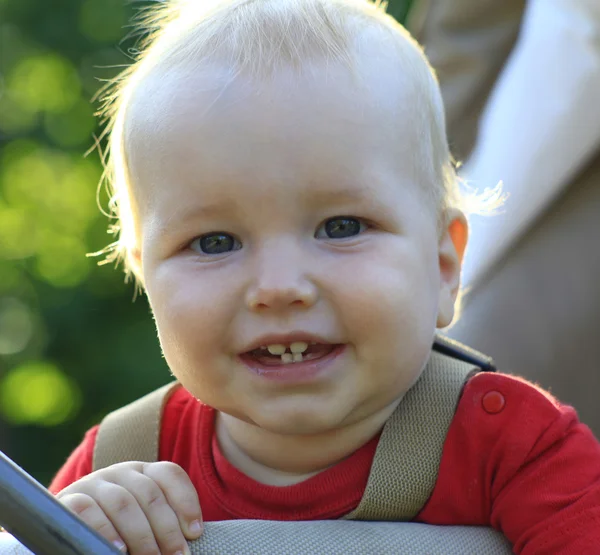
[
  {"xmin": 142, "ymin": 462, "xmax": 203, "ymax": 539},
  {"xmin": 114, "ymin": 470, "xmax": 191, "ymax": 555},
  {"xmin": 93, "ymin": 481, "xmax": 162, "ymax": 555},
  {"xmin": 59, "ymin": 492, "xmax": 127, "ymax": 553}
]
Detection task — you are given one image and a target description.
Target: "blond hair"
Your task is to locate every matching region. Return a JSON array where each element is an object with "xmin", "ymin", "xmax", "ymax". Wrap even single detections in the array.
[{"xmin": 95, "ymin": 0, "xmax": 476, "ymax": 283}]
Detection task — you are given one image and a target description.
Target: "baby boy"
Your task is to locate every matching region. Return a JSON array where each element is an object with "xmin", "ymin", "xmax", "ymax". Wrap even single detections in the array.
[{"xmin": 49, "ymin": 1, "xmax": 600, "ymax": 554}]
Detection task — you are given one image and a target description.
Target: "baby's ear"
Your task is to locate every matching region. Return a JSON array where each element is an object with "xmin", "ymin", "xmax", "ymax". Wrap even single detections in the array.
[{"xmin": 436, "ymin": 208, "xmax": 468, "ymax": 328}]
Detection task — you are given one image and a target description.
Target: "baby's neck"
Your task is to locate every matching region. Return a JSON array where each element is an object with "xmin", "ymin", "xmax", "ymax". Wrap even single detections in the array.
[{"xmin": 215, "ymin": 402, "xmax": 399, "ymax": 486}]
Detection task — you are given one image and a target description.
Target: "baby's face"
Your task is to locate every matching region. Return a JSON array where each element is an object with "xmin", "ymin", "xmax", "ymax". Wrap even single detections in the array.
[{"xmin": 126, "ymin": 53, "xmax": 462, "ymax": 435}]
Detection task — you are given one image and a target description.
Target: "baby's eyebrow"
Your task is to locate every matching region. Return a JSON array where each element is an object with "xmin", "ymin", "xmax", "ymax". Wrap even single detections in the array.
[
  {"xmin": 308, "ymin": 189, "xmax": 367, "ymax": 205},
  {"xmin": 154, "ymin": 200, "xmax": 236, "ymax": 233},
  {"xmin": 155, "ymin": 186, "xmax": 389, "ymax": 234},
  {"xmin": 173, "ymin": 200, "xmax": 234, "ymax": 222},
  {"xmin": 308, "ymin": 187, "xmax": 389, "ymax": 214}
]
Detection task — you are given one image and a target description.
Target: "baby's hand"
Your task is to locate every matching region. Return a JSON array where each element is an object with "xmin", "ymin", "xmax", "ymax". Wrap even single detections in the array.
[{"xmin": 56, "ymin": 461, "xmax": 203, "ymax": 555}]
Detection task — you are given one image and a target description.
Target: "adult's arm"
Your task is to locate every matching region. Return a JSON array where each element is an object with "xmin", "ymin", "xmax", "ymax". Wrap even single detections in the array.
[
  {"xmin": 410, "ymin": 0, "xmax": 600, "ymax": 289},
  {"xmin": 460, "ymin": 0, "xmax": 600, "ymax": 288}
]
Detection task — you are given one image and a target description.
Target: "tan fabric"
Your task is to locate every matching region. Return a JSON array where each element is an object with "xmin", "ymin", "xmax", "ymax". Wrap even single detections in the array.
[
  {"xmin": 187, "ymin": 520, "xmax": 511, "ymax": 554},
  {"xmin": 411, "ymin": 0, "xmax": 600, "ymax": 437},
  {"xmin": 344, "ymin": 350, "xmax": 473, "ymax": 520},
  {"xmin": 93, "ymin": 382, "xmax": 179, "ymax": 470}
]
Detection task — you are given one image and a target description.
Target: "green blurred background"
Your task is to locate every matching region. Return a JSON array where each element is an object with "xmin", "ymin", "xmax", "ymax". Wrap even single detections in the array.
[{"xmin": 0, "ymin": 0, "xmax": 413, "ymax": 486}]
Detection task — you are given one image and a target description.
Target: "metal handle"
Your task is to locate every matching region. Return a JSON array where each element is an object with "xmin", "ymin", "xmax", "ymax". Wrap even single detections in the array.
[{"xmin": 0, "ymin": 450, "xmax": 121, "ymax": 555}]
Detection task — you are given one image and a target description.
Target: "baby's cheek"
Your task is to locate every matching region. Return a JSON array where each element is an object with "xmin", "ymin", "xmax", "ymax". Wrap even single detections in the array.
[
  {"xmin": 149, "ymin": 267, "xmax": 232, "ymax": 359},
  {"xmin": 344, "ymin": 259, "xmax": 437, "ymax": 357}
]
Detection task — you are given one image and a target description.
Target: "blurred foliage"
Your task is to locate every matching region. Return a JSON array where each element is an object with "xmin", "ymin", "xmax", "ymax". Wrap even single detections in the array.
[
  {"xmin": 0, "ymin": 0, "xmax": 413, "ymax": 486},
  {"xmin": 0, "ymin": 0, "xmax": 171, "ymax": 486}
]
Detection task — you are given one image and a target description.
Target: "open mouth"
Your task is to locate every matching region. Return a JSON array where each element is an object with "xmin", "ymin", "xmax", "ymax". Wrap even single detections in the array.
[{"xmin": 240, "ymin": 341, "xmax": 339, "ymax": 367}]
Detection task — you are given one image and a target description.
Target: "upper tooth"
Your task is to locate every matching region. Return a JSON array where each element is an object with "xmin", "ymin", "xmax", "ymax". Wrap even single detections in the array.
[
  {"xmin": 266, "ymin": 344, "xmax": 287, "ymax": 355},
  {"xmin": 290, "ymin": 342, "xmax": 309, "ymax": 354}
]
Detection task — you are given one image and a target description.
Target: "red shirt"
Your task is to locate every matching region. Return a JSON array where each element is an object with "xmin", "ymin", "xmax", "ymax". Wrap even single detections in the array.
[{"xmin": 50, "ymin": 372, "xmax": 600, "ymax": 554}]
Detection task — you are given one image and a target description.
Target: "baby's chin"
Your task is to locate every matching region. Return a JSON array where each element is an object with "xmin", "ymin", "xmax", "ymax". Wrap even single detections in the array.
[
  {"xmin": 227, "ymin": 406, "xmax": 349, "ymax": 436},
  {"xmin": 238, "ymin": 395, "xmax": 400, "ymax": 440}
]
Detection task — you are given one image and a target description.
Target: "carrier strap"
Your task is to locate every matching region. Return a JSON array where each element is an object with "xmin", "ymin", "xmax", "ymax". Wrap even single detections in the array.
[
  {"xmin": 94, "ymin": 340, "xmax": 481, "ymax": 522},
  {"xmin": 343, "ymin": 349, "xmax": 476, "ymax": 521},
  {"xmin": 93, "ymin": 382, "xmax": 180, "ymax": 471}
]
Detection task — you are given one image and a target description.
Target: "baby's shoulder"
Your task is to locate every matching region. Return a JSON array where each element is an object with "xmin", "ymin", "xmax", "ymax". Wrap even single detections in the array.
[
  {"xmin": 463, "ymin": 370, "xmax": 565, "ymax": 413},
  {"xmin": 454, "ymin": 370, "xmax": 580, "ymax": 448}
]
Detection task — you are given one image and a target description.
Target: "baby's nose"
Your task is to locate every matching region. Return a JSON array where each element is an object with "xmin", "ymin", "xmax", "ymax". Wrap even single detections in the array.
[
  {"xmin": 245, "ymin": 253, "xmax": 318, "ymax": 311},
  {"xmin": 247, "ymin": 285, "xmax": 314, "ymax": 311}
]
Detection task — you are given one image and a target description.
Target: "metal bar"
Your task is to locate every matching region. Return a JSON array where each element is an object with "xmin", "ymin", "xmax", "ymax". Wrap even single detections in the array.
[{"xmin": 0, "ymin": 450, "xmax": 121, "ymax": 555}]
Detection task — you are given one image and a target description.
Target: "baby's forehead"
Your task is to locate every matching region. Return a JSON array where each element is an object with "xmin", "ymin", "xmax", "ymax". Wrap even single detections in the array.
[
  {"xmin": 125, "ymin": 37, "xmax": 426, "ymax": 156},
  {"xmin": 125, "ymin": 55, "xmax": 427, "ymax": 201},
  {"xmin": 119, "ymin": 9, "xmax": 444, "ymax": 216}
]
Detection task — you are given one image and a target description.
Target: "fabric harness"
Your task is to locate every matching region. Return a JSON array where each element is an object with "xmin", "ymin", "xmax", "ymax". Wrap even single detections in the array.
[{"xmin": 93, "ymin": 336, "xmax": 512, "ymax": 554}]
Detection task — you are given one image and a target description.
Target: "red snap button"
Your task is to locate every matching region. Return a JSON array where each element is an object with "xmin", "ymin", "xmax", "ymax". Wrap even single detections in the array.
[{"xmin": 482, "ymin": 391, "xmax": 505, "ymax": 414}]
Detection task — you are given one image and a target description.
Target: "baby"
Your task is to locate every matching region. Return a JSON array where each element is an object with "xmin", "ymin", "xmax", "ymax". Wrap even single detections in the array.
[{"xmin": 49, "ymin": 1, "xmax": 600, "ymax": 554}]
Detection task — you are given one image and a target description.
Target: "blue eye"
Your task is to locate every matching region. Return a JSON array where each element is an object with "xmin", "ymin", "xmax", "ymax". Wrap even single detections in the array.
[
  {"xmin": 191, "ymin": 233, "xmax": 241, "ymax": 255},
  {"xmin": 317, "ymin": 217, "xmax": 366, "ymax": 239}
]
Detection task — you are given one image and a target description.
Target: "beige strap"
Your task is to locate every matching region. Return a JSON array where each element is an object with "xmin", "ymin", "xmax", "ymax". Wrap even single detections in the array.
[
  {"xmin": 93, "ymin": 351, "xmax": 474, "ymax": 517},
  {"xmin": 343, "ymin": 350, "xmax": 476, "ymax": 521},
  {"xmin": 88, "ymin": 352, "xmax": 512, "ymax": 551},
  {"xmin": 93, "ymin": 382, "xmax": 180, "ymax": 471}
]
